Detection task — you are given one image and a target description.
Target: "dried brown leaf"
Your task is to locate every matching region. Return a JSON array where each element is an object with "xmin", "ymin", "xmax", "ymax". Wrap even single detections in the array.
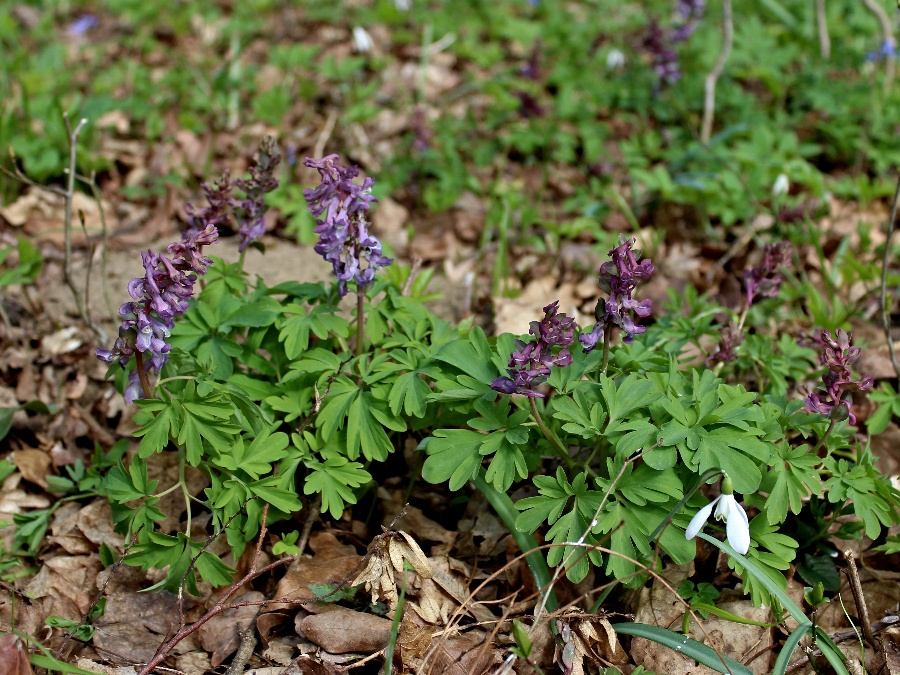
[
  {"xmin": 0, "ymin": 634, "xmax": 33, "ymax": 675},
  {"xmin": 10, "ymin": 449, "xmax": 50, "ymax": 488},
  {"xmin": 297, "ymin": 608, "xmax": 392, "ymax": 654}
]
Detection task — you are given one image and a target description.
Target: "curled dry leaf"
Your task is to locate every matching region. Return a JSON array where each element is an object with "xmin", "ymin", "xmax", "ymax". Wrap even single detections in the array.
[
  {"xmin": 297, "ymin": 607, "xmax": 393, "ymax": 654},
  {"xmin": 556, "ymin": 613, "xmax": 625, "ymax": 675},
  {"xmin": 10, "ymin": 449, "xmax": 51, "ymax": 488},
  {"xmin": 0, "ymin": 634, "xmax": 33, "ymax": 675},
  {"xmin": 352, "ymin": 530, "xmax": 431, "ymax": 609}
]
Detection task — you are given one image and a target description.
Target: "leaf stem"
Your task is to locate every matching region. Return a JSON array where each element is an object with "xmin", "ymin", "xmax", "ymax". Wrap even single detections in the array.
[
  {"xmin": 528, "ymin": 397, "xmax": 572, "ymax": 468},
  {"xmin": 601, "ymin": 329, "xmax": 611, "ymax": 372}
]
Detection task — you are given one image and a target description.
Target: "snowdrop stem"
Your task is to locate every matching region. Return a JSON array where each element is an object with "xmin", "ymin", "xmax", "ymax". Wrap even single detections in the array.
[{"xmin": 649, "ymin": 468, "xmax": 723, "ymax": 544}]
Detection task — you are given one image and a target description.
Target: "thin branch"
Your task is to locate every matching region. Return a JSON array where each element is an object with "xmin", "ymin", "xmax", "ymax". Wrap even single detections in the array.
[
  {"xmin": 701, "ymin": 0, "xmax": 734, "ymax": 143},
  {"xmin": 816, "ymin": 0, "xmax": 831, "ymax": 59},
  {"xmin": 843, "ymin": 549, "xmax": 876, "ymax": 648},
  {"xmin": 138, "ymin": 505, "xmax": 289, "ymax": 675},
  {"xmin": 880, "ymin": 174, "xmax": 900, "ymax": 379},
  {"xmin": 62, "ymin": 114, "xmax": 89, "ymax": 323}
]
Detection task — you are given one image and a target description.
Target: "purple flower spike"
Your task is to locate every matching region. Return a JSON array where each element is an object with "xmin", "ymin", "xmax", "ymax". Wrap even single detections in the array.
[
  {"xmin": 491, "ymin": 301, "xmax": 577, "ymax": 398},
  {"xmin": 234, "ymin": 137, "xmax": 281, "ymax": 251},
  {"xmin": 743, "ymin": 242, "xmax": 791, "ymax": 307},
  {"xmin": 581, "ymin": 239, "xmax": 654, "ymax": 352},
  {"xmin": 98, "ymin": 223, "xmax": 219, "ymax": 402},
  {"xmin": 303, "ymin": 154, "xmax": 391, "ymax": 297},
  {"xmin": 804, "ymin": 329, "xmax": 873, "ymax": 425},
  {"xmin": 643, "ymin": 0, "xmax": 705, "ymax": 88}
]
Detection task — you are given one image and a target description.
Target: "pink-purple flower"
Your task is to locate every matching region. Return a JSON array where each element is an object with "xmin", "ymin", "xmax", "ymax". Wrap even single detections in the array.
[
  {"xmin": 97, "ymin": 225, "xmax": 218, "ymax": 402},
  {"xmin": 743, "ymin": 242, "xmax": 791, "ymax": 307},
  {"xmin": 491, "ymin": 301, "xmax": 576, "ymax": 398},
  {"xmin": 303, "ymin": 154, "xmax": 391, "ymax": 297},
  {"xmin": 581, "ymin": 239, "xmax": 654, "ymax": 352},
  {"xmin": 804, "ymin": 330, "xmax": 873, "ymax": 425}
]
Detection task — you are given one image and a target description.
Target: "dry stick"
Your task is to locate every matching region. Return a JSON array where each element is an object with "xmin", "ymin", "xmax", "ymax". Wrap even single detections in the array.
[
  {"xmin": 62, "ymin": 115, "xmax": 90, "ymax": 322},
  {"xmin": 223, "ymin": 628, "xmax": 257, "ymax": 675},
  {"xmin": 861, "ymin": 0, "xmax": 896, "ymax": 90},
  {"xmin": 880, "ymin": 174, "xmax": 900, "ymax": 380},
  {"xmin": 313, "ymin": 109, "xmax": 338, "ymax": 161},
  {"xmin": 816, "ymin": 0, "xmax": 831, "ymax": 59},
  {"xmin": 843, "ymin": 550, "xmax": 876, "ymax": 648},
  {"xmin": 701, "ymin": 0, "xmax": 734, "ymax": 144},
  {"xmin": 138, "ymin": 506, "xmax": 288, "ymax": 675}
]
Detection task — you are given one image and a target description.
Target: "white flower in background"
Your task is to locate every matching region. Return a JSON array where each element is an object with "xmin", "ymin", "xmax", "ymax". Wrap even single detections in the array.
[
  {"xmin": 685, "ymin": 475, "xmax": 751, "ymax": 554},
  {"xmin": 606, "ymin": 48, "xmax": 626, "ymax": 70},
  {"xmin": 352, "ymin": 26, "xmax": 374, "ymax": 53},
  {"xmin": 394, "ymin": 0, "xmax": 411, "ymax": 10},
  {"xmin": 772, "ymin": 173, "xmax": 790, "ymax": 197}
]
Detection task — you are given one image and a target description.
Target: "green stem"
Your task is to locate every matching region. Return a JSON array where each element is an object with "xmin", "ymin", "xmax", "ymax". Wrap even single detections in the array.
[
  {"xmin": 815, "ymin": 418, "xmax": 836, "ymax": 454},
  {"xmin": 178, "ymin": 449, "xmax": 191, "ymax": 536},
  {"xmin": 529, "ymin": 397, "xmax": 572, "ymax": 468},
  {"xmin": 601, "ymin": 329, "xmax": 611, "ymax": 372},
  {"xmin": 472, "ymin": 472, "xmax": 557, "ymax": 613},
  {"xmin": 356, "ymin": 287, "xmax": 365, "ymax": 355},
  {"xmin": 134, "ymin": 351, "xmax": 154, "ymax": 400}
]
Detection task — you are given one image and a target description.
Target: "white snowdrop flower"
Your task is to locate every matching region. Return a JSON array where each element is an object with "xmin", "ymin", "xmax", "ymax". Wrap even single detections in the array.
[
  {"xmin": 685, "ymin": 475, "xmax": 751, "ymax": 554},
  {"xmin": 606, "ymin": 48, "xmax": 626, "ymax": 70},
  {"xmin": 772, "ymin": 173, "xmax": 790, "ymax": 197},
  {"xmin": 394, "ymin": 0, "xmax": 411, "ymax": 10},
  {"xmin": 352, "ymin": 26, "xmax": 374, "ymax": 53}
]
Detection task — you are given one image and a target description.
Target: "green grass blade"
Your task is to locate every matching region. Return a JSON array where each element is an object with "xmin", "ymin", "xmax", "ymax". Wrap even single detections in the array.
[
  {"xmin": 697, "ymin": 533, "xmax": 809, "ymax": 626},
  {"xmin": 30, "ymin": 653, "xmax": 96, "ymax": 675},
  {"xmin": 383, "ymin": 574, "xmax": 406, "ymax": 675},
  {"xmin": 814, "ymin": 627, "xmax": 850, "ymax": 675},
  {"xmin": 612, "ymin": 622, "xmax": 753, "ymax": 675},
  {"xmin": 772, "ymin": 623, "xmax": 811, "ymax": 675}
]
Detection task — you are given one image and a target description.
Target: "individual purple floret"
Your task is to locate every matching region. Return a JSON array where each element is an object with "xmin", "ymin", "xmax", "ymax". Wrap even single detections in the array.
[
  {"xmin": 706, "ymin": 322, "xmax": 743, "ymax": 365},
  {"xmin": 743, "ymin": 242, "xmax": 791, "ymax": 307},
  {"xmin": 866, "ymin": 39, "xmax": 897, "ymax": 63},
  {"xmin": 234, "ymin": 137, "xmax": 281, "ymax": 251},
  {"xmin": 97, "ymin": 225, "xmax": 218, "ymax": 403},
  {"xmin": 672, "ymin": 0, "xmax": 705, "ymax": 42},
  {"xmin": 491, "ymin": 301, "xmax": 576, "ymax": 398},
  {"xmin": 804, "ymin": 329, "xmax": 873, "ymax": 425},
  {"xmin": 303, "ymin": 154, "xmax": 392, "ymax": 297},
  {"xmin": 581, "ymin": 239, "xmax": 654, "ymax": 353}
]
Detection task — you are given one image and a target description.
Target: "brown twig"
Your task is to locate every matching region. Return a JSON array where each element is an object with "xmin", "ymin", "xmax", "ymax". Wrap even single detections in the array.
[
  {"xmin": 701, "ymin": 0, "xmax": 734, "ymax": 143},
  {"xmin": 224, "ymin": 628, "xmax": 257, "ymax": 675},
  {"xmin": 401, "ymin": 257, "xmax": 423, "ymax": 296},
  {"xmin": 843, "ymin": 549, "xmax": 876, "ymax": 648},
  {"xmin": 880, "ymin": 174, "xmax": 900, "ymax": 380},
  {"xmin": 138, "ymin": 505, "xmax": 290, "ymax": 675},
  {"xmin": 297, "ymin": 494, "xmax": 322, "ymax": 557}
]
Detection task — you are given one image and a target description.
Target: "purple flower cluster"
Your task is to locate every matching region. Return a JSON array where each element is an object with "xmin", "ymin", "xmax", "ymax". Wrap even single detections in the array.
[
  {"xmin": 580, "ymin": 240, "xmax": 654, "ymax": 352},
  {"xmin": 97, "ymin": 225, "xmax": 218, "ymax": 402},
  {"xmin": 303, "ymin": 154, "xmax": 392, "ymax": 297},
  {"xmin": 233, "ymin": 137, "xmax": 281, "ymax": 252},
  {"xmin": 491, "ymin": 301, "xmax": 576, "ymax": 398},
  {"xmin": 804, "ymin": 330, "xmax": 873, "ymax": 425},
  {"xmin": 642, "ymin": 0, "xmax": 705, "ymax": 86},
  {"xmin": 743, "ymin": 242, "xmax": 791, "ymax": 307},
  {"xmin": 183, "ymin": 137, "xmax": 280, "ymax": 252},
  {"xmin": 706, "ymin": 322, "xmax": 743, "ymax": 366}
]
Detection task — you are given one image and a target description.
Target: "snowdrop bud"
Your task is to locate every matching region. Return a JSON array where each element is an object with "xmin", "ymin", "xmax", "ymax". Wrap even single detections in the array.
[
  {"xmin": 352, "ymin": 26, "xmax": 374, "ymax": 53},
  {"xmin": 606, "ymin": 48, "xmax": 626, "ymax": 70},
  {"xmin": 772, "ymin": 173, "xmax": 789, "ymax": 197}
]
